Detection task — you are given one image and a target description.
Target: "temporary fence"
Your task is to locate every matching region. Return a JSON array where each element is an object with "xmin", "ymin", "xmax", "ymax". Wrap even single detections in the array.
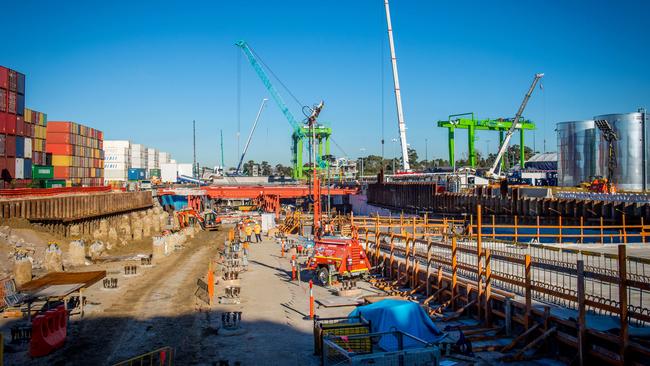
[
  {"xmin": 112, "ymin": 346, "xmax": 174, "ymax": 366},
  {"xmin": 322, "ymin": 331, "xmax": 441, "ymax": 366}
]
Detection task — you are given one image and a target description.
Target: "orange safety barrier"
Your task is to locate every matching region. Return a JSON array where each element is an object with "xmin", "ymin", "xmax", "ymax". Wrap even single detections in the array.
[
  {"xmin": 0, "ymin": 186, "xmax": 112, "ymax": 198},
  {"xmin": 29, "ymin": 305, "xmax": 67, "ymax": 357}
]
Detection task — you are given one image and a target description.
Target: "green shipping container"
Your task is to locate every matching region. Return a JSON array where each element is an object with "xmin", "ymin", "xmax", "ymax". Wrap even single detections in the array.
[
  {"xmin": 32, "ymin": 165, "xmax": 54, "ymax": 179},
  {"xmin": 149, "ymin": 168, "xmax": 161, "ymax": 178},
  {"xmin": 44, "ymin": 179, "xmax": 66, "ymax": 188}
]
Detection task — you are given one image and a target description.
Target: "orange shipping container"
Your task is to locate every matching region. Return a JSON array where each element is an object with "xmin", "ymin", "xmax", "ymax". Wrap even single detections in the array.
[
  {"xmin": 53, "ymin": 166, "xmax": 70, "ymax": 178},
  {"xmin": 47, "ymin": 121, "xmax": 75, "ymax": 133},
  {"xmin": 46, "ymin": 132, "xmax": 74, "ymax": 144},
  {"xmin": 46, "ymin": 143, "xmax": 74, "ymax": 155}
]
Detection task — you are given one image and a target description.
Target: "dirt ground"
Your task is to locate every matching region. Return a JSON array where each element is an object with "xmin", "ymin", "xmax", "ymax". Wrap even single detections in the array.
[{"xmin": 1, "ymin": 227, "xmax": 225, "ymax": 365}]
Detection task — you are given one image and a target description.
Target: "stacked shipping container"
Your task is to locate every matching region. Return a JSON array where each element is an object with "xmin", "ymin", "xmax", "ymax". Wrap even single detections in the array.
[
  {"xmin": 0, "ymin": 66, "xmax": 34, "ymax": 187},
  {"xmin": 46, "ymin": 121, "xmax": 104, "ymax": 186},
  {"xmin": 104, "ymin": 140, "xmax": 131, "ymax": 181},
  {"xmin": 103, "ymin": 140, "xmax": 173, "ymax": 183},
  {"xmin": 146, "ymin": 147, "xmax": 159, "ymax": 178},
  {"xmin": 130, "ymin": 144, "xmax": 147, "ymax": 169}
]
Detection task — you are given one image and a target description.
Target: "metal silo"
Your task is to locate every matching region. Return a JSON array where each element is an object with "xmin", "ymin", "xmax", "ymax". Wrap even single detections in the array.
[
  {"xmin": 594, "ymin": 109, "xmax": 648, "ymax": 191},
  {"xmin": 556, "ymin": 120, "xmax": 599, "ymax": 187}
]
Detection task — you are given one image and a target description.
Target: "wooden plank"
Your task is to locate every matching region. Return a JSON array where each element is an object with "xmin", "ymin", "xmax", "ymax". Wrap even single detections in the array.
[
  {"xmin": 501, "ymin": 323, "xmax": 540, "ymax": 352},
  {"xmin": 513, "ymin": 326, "xmax": 557, "ymax": 360},
  {"xmin": 19, "ymin": 271, "xmax": 106, "ymax": 292}
]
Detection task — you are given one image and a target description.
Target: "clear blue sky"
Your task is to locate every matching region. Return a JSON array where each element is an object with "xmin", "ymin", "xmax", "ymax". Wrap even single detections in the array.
[{"xmin": 4, "ymin": 0, "xmax": 649, "ymax": 167}]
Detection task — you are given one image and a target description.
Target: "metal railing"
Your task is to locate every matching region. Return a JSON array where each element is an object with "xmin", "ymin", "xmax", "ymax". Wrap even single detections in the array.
[{"xmin": 359, "ymin": 227, "xmax": 650, "ymax": 328}]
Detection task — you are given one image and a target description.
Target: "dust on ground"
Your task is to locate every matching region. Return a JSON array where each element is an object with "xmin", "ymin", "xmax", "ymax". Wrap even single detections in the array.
[{"xmin": 1, "ymin": 225, "xmax": 226, "ymax": 365}]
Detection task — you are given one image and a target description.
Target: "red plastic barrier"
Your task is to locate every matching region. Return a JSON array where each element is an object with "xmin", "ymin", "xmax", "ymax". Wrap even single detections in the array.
[{"xmin": 29, "ymin": 305, "xmax": 68, "ymax": 357}]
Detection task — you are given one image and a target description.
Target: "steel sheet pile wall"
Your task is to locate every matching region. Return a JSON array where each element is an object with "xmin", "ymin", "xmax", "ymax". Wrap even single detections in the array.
[
  {"xmin": 46, "ymin": 121, "xmax": 104, "ymax": 186},
  {"xmin": 367, "ymin": 182, "xmax": 437, "ymax": 210},
  {"xmin": 367, "ymin": 183, "xmax": 650, "ymax": 222},
  {"xmin": 0, "ymin": 191, "xmax": 152, "ymax": 221}
]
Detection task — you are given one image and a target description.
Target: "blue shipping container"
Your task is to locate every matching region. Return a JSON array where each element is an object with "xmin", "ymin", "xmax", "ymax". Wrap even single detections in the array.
[
  {"xmin": 128, "ymin": 168, "xmax": 146, "ymax": 181},
  {"xmin": 15, "ymin": 136, "xmax": 25, "ymax": 158},
  {"xmin": 24, "ymin": 159, "xmax": 32, "ymax": 179}
]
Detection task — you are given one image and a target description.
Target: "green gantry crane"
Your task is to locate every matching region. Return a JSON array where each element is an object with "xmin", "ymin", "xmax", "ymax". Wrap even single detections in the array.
[{"xmin": 437, "ymin": 113, "xmax": 536, "ymax": 170}]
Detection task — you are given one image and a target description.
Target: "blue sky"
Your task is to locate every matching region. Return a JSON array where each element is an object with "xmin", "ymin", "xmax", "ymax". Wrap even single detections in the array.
[{"xmin": 3, "ymin": 0, "xmax": 649, "ymax": 167}]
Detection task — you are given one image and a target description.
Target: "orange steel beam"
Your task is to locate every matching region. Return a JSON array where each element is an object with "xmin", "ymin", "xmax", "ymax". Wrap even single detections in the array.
[{"xmin": 199, "ymin": 185, "xmax": 357, "ymax": 199}]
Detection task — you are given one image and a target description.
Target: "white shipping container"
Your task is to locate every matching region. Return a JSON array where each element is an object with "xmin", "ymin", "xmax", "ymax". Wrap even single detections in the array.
[
  {"xmin": 15, "ymin": 158, "xmax": 24, "ymax": 179},
  {"xmin": 104, "ymin": 146, "xmax": 130, "ymax": 155},
  {"xmin": 159, "ymin": 152, "xmax": 171, "ymax": 164},
  {"xmin": 105, "ymin": 140, "xmax": 131, "ymax": 149},
  {"xmin": 104, "ymin": 162, "xmax": 129, "ymax": 170},
  {"xmin": 177, "ymin": 163, "xmax": 193, "ymax": 177},
  {"xmin": 105, "ymin": 153, "xmax": 130, "ymax": 163},
  {"xmin": 24, "ymin": 138, "xmax": 32, "ymax": 159},
  {"xmin": 161, "ymin": 163, "xmax": 178, "ymax": 183}
]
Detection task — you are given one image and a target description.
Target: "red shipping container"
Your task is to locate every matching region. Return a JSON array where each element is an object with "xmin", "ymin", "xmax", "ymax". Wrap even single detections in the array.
[
  {"xmin": 54, "ymin": 166, "xmax": 70, "ymax": 178},
  {"xmin": 16, "ymin": 116, "xmax": 24, "ymax": 136},
  {"xmin": 5, "ymin": 135, "xmax": 16, "ymax": 157},
  {"xmin": 8, "ymin": 91, "xmax": 16, "ymax": 114},
  {"xmin": 30, "ymin": 123, "xmax": 35, "ymax": 138},
  {"xmin": 46, "ymin": 143, "xmax": 74, "ymax": 155},
  {"xmin": 5, "ymin": 114, "xmax": 16, "ymax": 135},
  {"xmin": 0, "ymin": 88, "xmax": 6, "ymax": 112},
  {"xmin": 46, "ymin": 132, "xmax": 74, "ymax": 144},
  {"xmin": 8, "ymin": 70, "xmax": 16, "ymax": 92},
  {"xmin": 0, "ymin": 66, "xmax": 7, "ymax": 89},
  {"xmin": 1, "ymin": 157, "xmax": 16, "ymax": 180},
  {"xmin": 46, "ymin": 121, "xmax": 74, "ymax": 133}
]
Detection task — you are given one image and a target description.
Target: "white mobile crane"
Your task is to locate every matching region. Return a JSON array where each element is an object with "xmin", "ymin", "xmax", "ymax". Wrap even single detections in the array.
[{"xmin": 485, "ymin": 73, "xmax": 544, "ymax": 180}]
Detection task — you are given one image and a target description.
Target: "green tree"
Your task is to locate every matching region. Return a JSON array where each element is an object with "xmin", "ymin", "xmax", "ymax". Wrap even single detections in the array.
[
  {"xmin": 243, "ymin": 160, "xmax": 255, "ymax": 176},
  {"xmin": 261, "ymin": 161, "xmax": 271, "ymax": 176}
]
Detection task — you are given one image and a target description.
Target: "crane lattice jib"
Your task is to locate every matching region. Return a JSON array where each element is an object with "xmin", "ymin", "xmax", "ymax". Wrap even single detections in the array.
[
  {"xmin": 486, "ymin": 73, "xmax": 544, "ymax": 177},
  {"xmin": 235, "ymin": 40, "xmax": 304, "ymax": 139}
]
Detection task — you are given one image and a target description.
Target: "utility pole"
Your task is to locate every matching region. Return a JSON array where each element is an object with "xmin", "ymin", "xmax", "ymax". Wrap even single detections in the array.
[
  {"xmin": 193, "ymin": 120, "xmax": 197, "ymax": 178},
  {"xmin": 220, "ymin": 129, "xmax": 225, "ymax": 173},
  {"xmin": 425, "ymin": 138, "xmax": 428, "ymax": 164}
]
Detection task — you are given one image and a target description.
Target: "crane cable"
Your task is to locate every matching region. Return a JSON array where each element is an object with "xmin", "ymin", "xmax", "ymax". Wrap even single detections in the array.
[{"xmin": 247, "ymin": 45, "xmax": 305, "ymax": 112}]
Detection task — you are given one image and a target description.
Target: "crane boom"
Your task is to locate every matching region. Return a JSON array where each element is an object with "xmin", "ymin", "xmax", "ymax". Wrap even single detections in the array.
[
  {"xmin": 486, "ymin": 73, "xmax": 544, "ymax": 178},
  {"xmin": 235, "ymin": 98, "xmax": 268, "ymax": 174},
  {"xmin": 235, "ymin": 40, "xmax": 304, "ymax": 138},
  {"xmin": 384, "ymin": 0, "xmax": 410, "ymax": 171}
]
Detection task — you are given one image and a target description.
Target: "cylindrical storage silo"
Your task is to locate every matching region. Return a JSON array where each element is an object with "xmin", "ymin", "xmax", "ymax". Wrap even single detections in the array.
[
  {"xmin": 556, "ymin": 120, "xmax": 599, "ymax": 187},
  {"xmin": 594, "ymin": 111, "xmax": 648, "ymax": 191}
]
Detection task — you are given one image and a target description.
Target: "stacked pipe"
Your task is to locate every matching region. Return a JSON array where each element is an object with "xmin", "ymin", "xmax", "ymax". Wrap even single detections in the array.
[{"xmin": 46, "ymin": 121, "xmax": 104, "ymax": 186}]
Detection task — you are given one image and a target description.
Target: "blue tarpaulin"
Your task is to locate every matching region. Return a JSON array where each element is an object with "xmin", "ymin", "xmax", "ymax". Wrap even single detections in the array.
[
  {"xmin": 348, "ymin": 299, "xmax": 444, "ymax": 351},
  {"xmin": 160, "ymin": 195, "xmax": 188, "ymax": 211}
]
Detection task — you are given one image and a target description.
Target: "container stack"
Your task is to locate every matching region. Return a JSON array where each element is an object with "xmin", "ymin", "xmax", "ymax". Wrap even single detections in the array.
[
  {"xmin": 130, "ymin": 144, "xmax": 147, "ymax": 169},
  {"xmin": 146, "ymin": 147, "xmax": 159, "ymax": 178},
  {"xmin": 159, "ymin": 151, "xmax": 172, "ymax": 165},
  {"xmin": 46, "ymin": 121, "xmax": 104, "ymax": 186},
  {"xmin": 0, "ymin": 66, "xmax": 29, "ymax": 187},
  {"xmin": 104, "ymin": 140, "xmax": 131, "ymax": 183}
]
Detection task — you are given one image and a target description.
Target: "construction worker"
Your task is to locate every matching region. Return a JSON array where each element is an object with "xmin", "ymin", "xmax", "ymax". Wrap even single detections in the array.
[
  {"xmin": 244, "ymin": 224, "xmax": 253, "ymax": 243},
  {"xmin": 254, "ymin": 223, "xmax": 262, "ymax": 243}
]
